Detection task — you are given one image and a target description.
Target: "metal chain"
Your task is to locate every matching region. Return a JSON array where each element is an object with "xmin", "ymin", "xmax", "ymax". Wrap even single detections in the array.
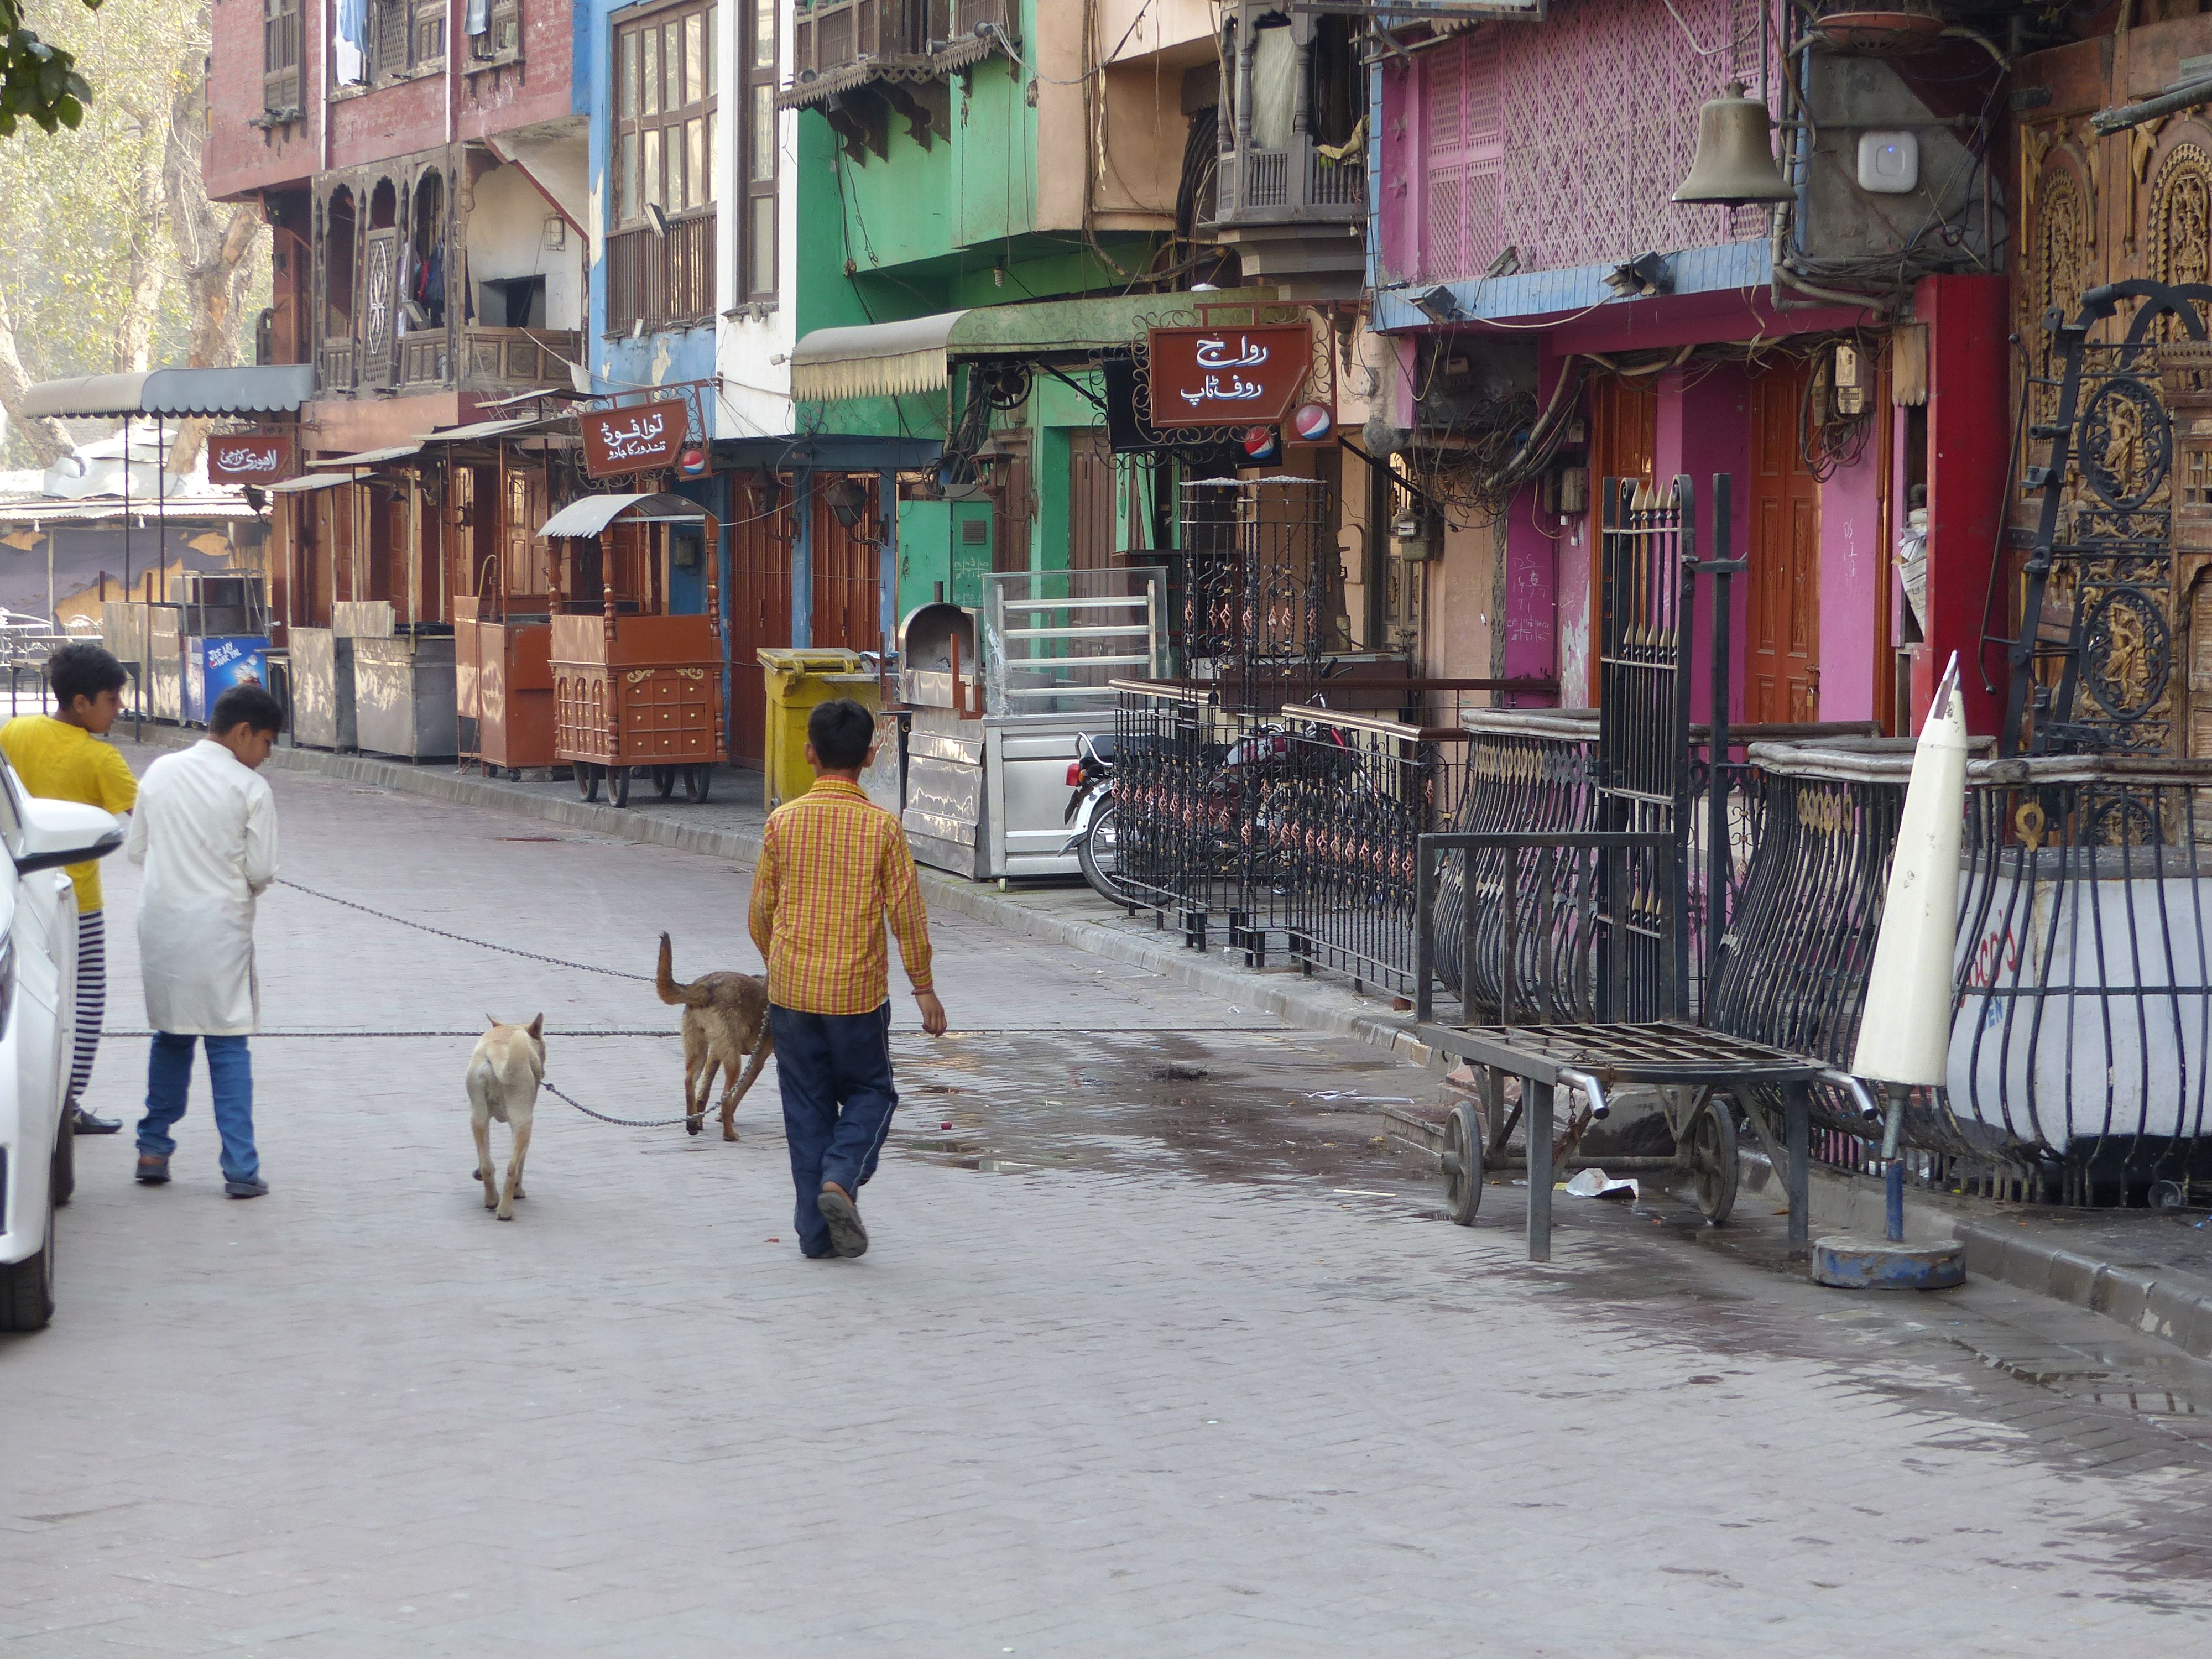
[
  {"xmin": 540, "ymin": 1079, "xmax": 705, "ymax": 1129},
  {"xmin": 275, "ymin": 878, "xmax": 656, "ymax": 983}
]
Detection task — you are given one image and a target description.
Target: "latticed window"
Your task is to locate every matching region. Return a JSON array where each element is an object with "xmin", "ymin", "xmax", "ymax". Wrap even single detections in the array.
[
  {"xmin": 614, "ymin": 1, "xmax": 717, "ymax": 225},
  {"xmin": 469, "ymin": 0, "xmax": 520, "ymax": 58},
  {"xmin": 263, "ymin": 0, "xmax": 301, "ymax": 112},
  {"xmin": 1421, "ymin": 30, "xmax": 1500, "ymax": 282},
  {"xmin": 373, "ymin": 0, "xmax": 446, "ymax": 77}
]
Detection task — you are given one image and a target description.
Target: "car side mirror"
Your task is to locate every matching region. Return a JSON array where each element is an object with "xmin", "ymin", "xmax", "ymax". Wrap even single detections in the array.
[{"xmin": 14, "ymin": 796, "xmax": 124, "ymax": 877}]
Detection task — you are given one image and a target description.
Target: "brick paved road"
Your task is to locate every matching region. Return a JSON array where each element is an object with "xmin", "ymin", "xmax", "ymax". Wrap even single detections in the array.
[{"xmin": 4, "ymin": 757, "xmax": 2212, "ymax": 1655}]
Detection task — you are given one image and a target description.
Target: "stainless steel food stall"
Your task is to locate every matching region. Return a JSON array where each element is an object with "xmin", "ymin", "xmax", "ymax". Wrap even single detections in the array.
[{"xmin": 898, "ymin": 566, "xmax": 1164, "ymax": 880}]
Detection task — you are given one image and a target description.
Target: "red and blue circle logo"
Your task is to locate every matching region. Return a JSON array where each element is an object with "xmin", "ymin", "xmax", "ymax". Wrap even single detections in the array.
[
  {"xmin": 1243, "ymin": 426, "xmax": 1278, "ymax": 461},
  {"xmin": 1292, "ymin": 402, "xmax": 1333, "ymax": 442}
]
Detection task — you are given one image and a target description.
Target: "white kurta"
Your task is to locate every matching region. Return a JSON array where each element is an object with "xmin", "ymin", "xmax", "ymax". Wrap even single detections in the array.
[{"xmin": 125, "ymin": 740, "xmax": 279, "ymax": 1036}]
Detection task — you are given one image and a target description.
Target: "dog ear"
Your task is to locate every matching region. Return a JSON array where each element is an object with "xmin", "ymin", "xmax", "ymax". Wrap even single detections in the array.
[
  {"xmin": 486, "ymin": 1013, "xmax": 500, "ymax": 1029},
  {"xmin": 528, "ymin": 1013, "xmax": 545, "ymax": 1040}
]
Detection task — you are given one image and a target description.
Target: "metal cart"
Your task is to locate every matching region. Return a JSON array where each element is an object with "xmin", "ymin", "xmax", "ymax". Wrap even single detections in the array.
[{"xmin": 897, "ymin": 566, "xmax": 1165, "ymax": 880}]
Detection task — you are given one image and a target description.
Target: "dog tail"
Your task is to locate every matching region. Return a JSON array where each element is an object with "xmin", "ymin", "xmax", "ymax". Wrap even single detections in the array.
[{"xmin": 655, "ymin": 932, "xmax": 712, "ymax": 1008}]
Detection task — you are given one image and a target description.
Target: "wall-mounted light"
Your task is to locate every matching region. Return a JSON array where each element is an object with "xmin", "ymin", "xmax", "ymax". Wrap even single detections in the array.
[
  {"xmin": 1601, "ymin": 253, "xmax": 1672, "ymax": 299},
  {"xmin": 645, "ymin": 202, "xmax": 670, "ymax": 239},
  {"xmin": 825, "ymin": 476, "xmax": 870, "ymax": 530},
  {"xmin": 1410, "ymin": 284, "xmax": 1464, "ymax": 324}
]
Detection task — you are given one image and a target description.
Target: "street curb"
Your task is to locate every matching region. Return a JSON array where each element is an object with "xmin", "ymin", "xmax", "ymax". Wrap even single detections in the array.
[
  {"xmin": 132, "ymin": 730, "xmax": 1437, "ymax": 1066},
  {"xmin": 1953, "ymin": 1222, "xmax": 2212, "ymax": 1360}
]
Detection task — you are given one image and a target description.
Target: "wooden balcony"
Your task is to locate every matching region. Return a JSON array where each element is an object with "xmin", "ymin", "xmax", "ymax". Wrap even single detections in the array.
[
  {"xmin": 606, "ymin": 218, "xmax": 716, "ymax": 335},
  {"xmin": 321, "ymin": 326, "xmax": 579, "ymax": 397},
  {"xmin": 1211, "ymin": 141, "xmax": 1366, "ymax": 225},
  {"xmin": 319, "ymin": 340, "xmax": 357, "ymax": 394},
  {"xmin": 784, "ymin": 0, "xmax": 1016, "ymax": 113}
]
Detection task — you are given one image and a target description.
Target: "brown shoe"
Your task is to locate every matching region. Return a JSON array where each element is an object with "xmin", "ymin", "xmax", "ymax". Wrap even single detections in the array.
[
  {"xmin": 817, "ymin": 1183, "xmax": 868, "ymax": 1258},
  {"xmin": 135, "ymin": 1155, "xmax": 170, "ymax": 1185}
]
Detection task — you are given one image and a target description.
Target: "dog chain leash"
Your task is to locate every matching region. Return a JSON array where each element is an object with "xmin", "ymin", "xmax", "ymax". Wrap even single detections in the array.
[
  {"xmin": 269, "ymin": 880, "xmax": 703, "ymax": 1125},
  {"xmin": 275, "ymin": 878, "xmax": 656, "ymax": 983}
]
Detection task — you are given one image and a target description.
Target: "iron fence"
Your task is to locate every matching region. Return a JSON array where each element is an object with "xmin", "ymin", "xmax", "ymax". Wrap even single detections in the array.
[
  {"xmin": 1276, "ymin": 708, "xmax": 1470, "ymax": 994},
  {"xmin": 1723, "ymin": 739, "xmax": 2212, "ymax": 1204}
]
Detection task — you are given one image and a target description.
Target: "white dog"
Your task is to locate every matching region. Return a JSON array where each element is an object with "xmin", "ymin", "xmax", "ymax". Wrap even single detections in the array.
[{"xmin": 469, "ymin": 1014, "xmax": 545, "ymax": 1220}]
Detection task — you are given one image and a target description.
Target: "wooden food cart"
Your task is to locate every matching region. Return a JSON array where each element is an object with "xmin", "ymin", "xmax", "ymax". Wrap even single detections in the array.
[
  {"xmin": 446, "ymin": 419, "xmax": 565, "ymax": 777},
  {"xmin": 538, "ymin": 491, "xmax": 723, "ymax": 807}
]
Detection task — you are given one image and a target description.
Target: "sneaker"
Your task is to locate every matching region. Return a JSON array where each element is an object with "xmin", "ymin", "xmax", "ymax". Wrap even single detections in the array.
[
  {"xmin": 816, "ymin": 1184, "xmax": 868, "ymax": 1258},
  {"xmin": 135, "ymin": 1154, "xmax": 170, "ymax": 1185},
  {"xmin": 72, "ymin": 1108, "xmax": 122, "ymax": 1135},
  {"xmin": 224, "ymin": 1175, "xmax": 269, "ymax": 1199}
]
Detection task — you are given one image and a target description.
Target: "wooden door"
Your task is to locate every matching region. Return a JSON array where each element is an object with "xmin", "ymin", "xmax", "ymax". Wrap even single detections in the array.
[
  {"xmin": 812, "ymin": 481, "xmax": 881, "ymax": 654},
  {"xmin": 728, "ymin": 477, "xmax": 791, "ymax": 767},
  {"xmin": 1068, "ymin": 427, "xmax": 1117, "ymax": 572},
  {"xmin": 990, "ymin": 436, "xmax": 1034, "ymax": 574},
  {"xmin": 1748, "ymin": 359, "xmax": 1822, "ymax": 722},
  {"xmin": 1587, "ymin": 376, "xmax": 1658, "ymax": 703}
]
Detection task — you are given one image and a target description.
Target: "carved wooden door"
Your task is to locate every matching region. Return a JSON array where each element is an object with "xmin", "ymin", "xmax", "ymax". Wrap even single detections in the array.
[
  {"xmin": 361, "ymin": 229, "xmax": 398, "ymax": 388},
  {"xmin": 1067, "ymin": 427, "xmax": 1116, "ymax": 572},
  {"xmin": 728, "ymin": 478, "xmax": 791, "ymax": 767}
]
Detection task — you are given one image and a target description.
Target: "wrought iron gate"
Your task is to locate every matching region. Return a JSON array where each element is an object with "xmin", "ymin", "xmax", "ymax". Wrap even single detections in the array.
[{"xmin": 2005, "ymin": 278, "xmax": 2212, "ymax": 758}]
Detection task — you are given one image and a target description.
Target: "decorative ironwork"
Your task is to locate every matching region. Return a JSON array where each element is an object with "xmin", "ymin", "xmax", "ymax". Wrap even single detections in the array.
[{"xmin": 2004, "ymin": 278, "xmax": 2212, "ymax": 758}]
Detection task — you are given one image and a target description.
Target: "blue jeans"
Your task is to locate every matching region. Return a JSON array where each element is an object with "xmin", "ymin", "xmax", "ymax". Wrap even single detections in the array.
[
  {"xmin": 769, "ymin": 1004, "xmax": 897, "ymax": 1259},
  {"xmin": 137, "ymin": 1034, "xmax": 258, "ymax": 1182}
]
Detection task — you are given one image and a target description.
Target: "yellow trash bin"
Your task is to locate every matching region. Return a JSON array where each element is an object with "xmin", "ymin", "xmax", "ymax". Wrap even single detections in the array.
[{"xmin": 758, "ymin": 647, "xmax": 882, "ymax": 808}]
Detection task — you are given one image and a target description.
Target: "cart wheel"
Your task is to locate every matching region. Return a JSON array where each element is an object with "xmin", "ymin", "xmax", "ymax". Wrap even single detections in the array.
[
  {"xmin": 607, "ymin": 766, "xmax": 632, "ymax": 808},
  {"xmin": 1689, "ymin": 1096, "xmax": 1740, "ymax": 1227},
  {"xmin": 576, "ymin": 764, "xmax": 601, "ymax": 802},
  {"xmin": 653, "ymin": 766, "xmax": 677, "ymax": 799},
  {"xmin": 1442, "ymin": 1100, "xmax": 1483, "ymax": 1227},
  {"xmin": 684, "ymin": 764, "xmax": 712, "ymax": 803}
]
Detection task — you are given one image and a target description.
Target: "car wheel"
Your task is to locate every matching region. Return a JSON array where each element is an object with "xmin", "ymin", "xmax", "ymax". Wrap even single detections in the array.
[
  {"xmin": 50, "ymin": 1107, "xmax": 74, "ymax": 1207},
  {"xmin": 0, "ymin": 1187, "xmax": 56, "ymax": 1332}
]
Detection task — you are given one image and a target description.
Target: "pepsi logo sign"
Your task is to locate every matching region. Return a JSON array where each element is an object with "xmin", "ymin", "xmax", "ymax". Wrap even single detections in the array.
[{"xmin": 1291, "ymin": 403, "xmax": 1333, "ymax": 443}]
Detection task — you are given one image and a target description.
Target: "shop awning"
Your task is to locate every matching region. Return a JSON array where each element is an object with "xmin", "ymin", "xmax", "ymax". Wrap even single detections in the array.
[
  {"xmin": 539, "ymin": 491, "xmax": 708, "ymax": 539},
  {"xmin": 422, "ymin": 416, "xmax": 556, "ymax": 444},
  {"xmin": 790, "ymin": 289, "xmax": 1284, "ymax": 403},
  {"xmin": 324, "ymin": 442, "xmax": 423, "ymax": 466},
  {"xmin": 20, "ymin": 364, "xmax": 318, "ymax": 419},
  {"xmin": 268, "ymin": 472, "xmax": 357, "ymax": 494}
]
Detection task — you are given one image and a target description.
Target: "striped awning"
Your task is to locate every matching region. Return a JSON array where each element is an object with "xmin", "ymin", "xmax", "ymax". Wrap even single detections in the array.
[{"xmin": 789, "ymin": 289, "xmax": 1287, "ymax": 404}]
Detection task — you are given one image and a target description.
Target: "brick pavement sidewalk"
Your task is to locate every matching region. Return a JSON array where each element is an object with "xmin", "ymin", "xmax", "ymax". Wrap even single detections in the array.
[{"xmin": 2, "ymin": 758, "xmax": 2210, "ymax": 1655}]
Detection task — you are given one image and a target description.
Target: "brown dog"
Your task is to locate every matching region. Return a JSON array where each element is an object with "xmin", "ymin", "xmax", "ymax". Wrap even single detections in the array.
[{"xmin": 655, "ymin": 933, "xmax": 773, "ymax": 1141}]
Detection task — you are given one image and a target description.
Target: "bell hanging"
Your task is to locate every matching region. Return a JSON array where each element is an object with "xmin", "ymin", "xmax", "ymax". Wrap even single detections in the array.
[{"xmin": 1672, "ymin": 80, "xmax": 1794, "ymax": 206}]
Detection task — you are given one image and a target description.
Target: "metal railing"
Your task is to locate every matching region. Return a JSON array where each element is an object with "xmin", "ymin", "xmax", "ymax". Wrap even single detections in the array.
[
  {"xmin": 1415, "ymin": 831, "xmax": 1678, "ymax": 1026},
  {"xmin": 1720, "ymin": 740, "xmax": 2212, "ymax": 1205},
  {"xmin": 1277, "ymin": 707, "xmax": 1470, "ymax": 995}
]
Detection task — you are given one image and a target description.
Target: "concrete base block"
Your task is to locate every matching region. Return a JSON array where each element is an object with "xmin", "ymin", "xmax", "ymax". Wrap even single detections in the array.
[{"xmin": 1811, "ymin": 1234, "xmax": 1967, "ymax": 1291}]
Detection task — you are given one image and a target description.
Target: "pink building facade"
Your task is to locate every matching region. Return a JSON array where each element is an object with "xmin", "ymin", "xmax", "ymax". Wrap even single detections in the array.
[{"xmin": 1371, "ymin": 4, "xmax": 2010, "ymax": 738}]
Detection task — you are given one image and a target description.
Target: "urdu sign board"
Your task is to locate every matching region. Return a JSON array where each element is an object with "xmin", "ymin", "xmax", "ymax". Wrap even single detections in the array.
[
  {"xmin": 1146, "ymin": 322, "xmax": 1312, "ymax": 429},
  {"xmin": 206, "ymin": 434, "xmax": 294, "ymax": 484},
  {"xmin": 580, "ymin": 398, "xmax": 690, "ymax": 478}
]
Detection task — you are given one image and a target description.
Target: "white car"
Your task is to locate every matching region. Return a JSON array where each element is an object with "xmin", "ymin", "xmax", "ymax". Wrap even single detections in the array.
[{"xmin": 0, "ymin": 765, "xmax": 124, "ymax": 1332}]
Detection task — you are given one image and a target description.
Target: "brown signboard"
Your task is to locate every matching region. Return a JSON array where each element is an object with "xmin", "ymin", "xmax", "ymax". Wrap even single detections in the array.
[
  {"xmin": 1146, "ymin": 322, "xmax": 1312, "ymax": 429},
  {"xmin": 580, "ymin": 398, "xmax": 690, "ymax": 478},
  {"xmin": 206, "ymin": 433, "xmax": 294, "ymax": 484}
]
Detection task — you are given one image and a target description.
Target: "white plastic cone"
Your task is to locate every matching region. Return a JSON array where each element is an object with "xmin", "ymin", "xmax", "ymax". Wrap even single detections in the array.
[{"xmin": 1851, "ymin": 653, "xmax": 1968, "ymax": 1087}]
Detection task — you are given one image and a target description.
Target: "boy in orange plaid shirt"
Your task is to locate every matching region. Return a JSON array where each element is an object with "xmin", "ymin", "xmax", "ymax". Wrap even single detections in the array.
[{"xmin": 748, "ymin": 698, "xmax": 946, "ymax": 1259}]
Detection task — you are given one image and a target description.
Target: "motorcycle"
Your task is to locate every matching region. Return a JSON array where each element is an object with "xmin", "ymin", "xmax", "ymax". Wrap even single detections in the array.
[{"xmin": 1060, "ymin": 732, "xmax": 1136, "ymax": 908}]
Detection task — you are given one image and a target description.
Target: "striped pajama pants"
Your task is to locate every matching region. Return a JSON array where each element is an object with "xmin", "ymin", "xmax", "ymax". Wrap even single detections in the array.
[{"xmin": 68, "ymin": 908, "xmax": 105, "ymax": 1109}]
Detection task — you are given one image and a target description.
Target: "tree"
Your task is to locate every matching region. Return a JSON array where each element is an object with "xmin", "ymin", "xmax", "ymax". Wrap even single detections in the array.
[
  {"xmin": 0, "ymin": 0, "xmax": 267, "ymax": 468},
  {"xmin": 0, "ymin": 0, "xmax": 98, "ymax": 138}
]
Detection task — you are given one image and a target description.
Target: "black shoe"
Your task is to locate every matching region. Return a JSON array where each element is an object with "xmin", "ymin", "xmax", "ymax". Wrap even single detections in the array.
[
  {"xmin": 817, "ymin": 1185, "xmax": 868, "ymax": 1258},
  {"xmin": 135, "ymin": 1154, "xmax": 170, "ymax": 1185},
  {"xmin": 72, "ymin": 1108, "xmax": 122, "ymax": 1135},
  {"xmin": 224, "ymin": 1175, "xmax": 269, "ymax": 1199}
]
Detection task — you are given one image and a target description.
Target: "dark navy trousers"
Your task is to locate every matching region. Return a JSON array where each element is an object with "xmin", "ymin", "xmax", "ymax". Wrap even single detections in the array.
[{"xmin": 769, "ymin": 1003, "xmax": 898, "ymax": 1259}]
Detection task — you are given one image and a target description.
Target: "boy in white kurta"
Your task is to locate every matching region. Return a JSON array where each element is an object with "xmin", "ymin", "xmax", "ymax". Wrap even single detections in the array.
[{"xmin": 127, "ymin": 686, "xmax": 282, "ymax": 1197}]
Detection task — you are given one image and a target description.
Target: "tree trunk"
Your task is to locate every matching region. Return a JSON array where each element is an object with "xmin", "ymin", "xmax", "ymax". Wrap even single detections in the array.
[
  {"xmin": 161, "ymin": 28, "xmax": 265, "ymax": 475},
  {"xmin": 0, "ymin": 285, "xmax": 75, "ymax": 468},
  {"xmin": 114, "ymin": 108, "xmax": 169, "ymax": 373}
]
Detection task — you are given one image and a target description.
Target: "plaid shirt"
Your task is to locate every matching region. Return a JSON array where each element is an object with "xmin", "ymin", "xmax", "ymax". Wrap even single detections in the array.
[{"xmin": 748, "ymin": 779, "xmax": 935, "ymax": 1015}]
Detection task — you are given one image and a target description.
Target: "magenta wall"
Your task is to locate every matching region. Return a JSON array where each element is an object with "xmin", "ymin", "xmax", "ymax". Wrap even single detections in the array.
[{"xmin": 1653, "ymin": 363, "xmax": 1752, "ymax": 725}]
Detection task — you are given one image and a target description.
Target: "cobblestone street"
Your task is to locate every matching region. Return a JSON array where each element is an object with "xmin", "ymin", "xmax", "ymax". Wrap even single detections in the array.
[{"xmin": 6, "ymin": 755, "xmax": 2212, "ymax": 1655}]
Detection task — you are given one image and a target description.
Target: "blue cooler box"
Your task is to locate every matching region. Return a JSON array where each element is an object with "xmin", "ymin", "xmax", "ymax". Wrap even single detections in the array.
[{"xmin": 185, "ymin": 636, "xmax": 270, "ymax": 726}]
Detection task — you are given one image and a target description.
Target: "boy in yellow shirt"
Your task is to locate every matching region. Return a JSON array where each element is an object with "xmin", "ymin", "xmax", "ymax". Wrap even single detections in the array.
[{"xmin": 0, "ymin": 643, "xmax": 139, "ymax": 1133}]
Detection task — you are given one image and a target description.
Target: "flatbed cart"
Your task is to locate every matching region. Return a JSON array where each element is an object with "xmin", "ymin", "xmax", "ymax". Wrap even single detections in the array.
[{"xmin": 1412, "ymin": 831, "xmax": 1878, "ymax": 1262}]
